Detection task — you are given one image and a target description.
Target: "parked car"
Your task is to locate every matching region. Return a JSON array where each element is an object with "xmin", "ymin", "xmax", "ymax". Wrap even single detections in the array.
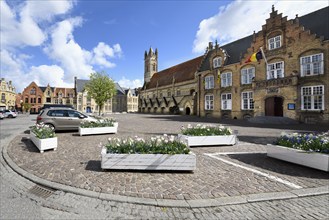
[
  {"xmin": 40, "ymin": 104, "xmax": 75, "ymax": 110},
  {"xmin": 3, "ymin": 110, "xmax": 17, "ymax": 118},
  {"xmin": 0, "ymin": 111, "xmax": 4, "ymax": 120},
  {"xmin": 36, "ymin": 108, "xmax": 98, "ymax": 131}
]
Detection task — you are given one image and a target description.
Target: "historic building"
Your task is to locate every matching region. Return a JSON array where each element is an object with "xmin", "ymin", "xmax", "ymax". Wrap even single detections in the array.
[
  {"xmin": 140, "ymin": 6, "xmax": 328, "ymax": 124},
  {"xmin": 0, "ymin": 78, "xmax": 16, "ymax": 111},
  {"xmin": 21, "ymin": 82, "xmax": 75, "ymax": 113},
  {"xmin": 126, "ymin": 88, "xmax": 139, "ymax": 112},
  {"xmin": 75, "ymin": 77, "xmax": 135, "ymax": 113},
  {"xmin": 197, "ymin": 6, "xmax": 328, "ymax": 124},
  {"xmin": 139, "ymin": 48, "xmax": 203, "ymax": 115}
]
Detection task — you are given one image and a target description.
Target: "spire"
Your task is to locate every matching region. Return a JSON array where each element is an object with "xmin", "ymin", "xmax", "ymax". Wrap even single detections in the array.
[{"xmin": 149, "ymin": 47, "xmax": 153, "ymax": 55}]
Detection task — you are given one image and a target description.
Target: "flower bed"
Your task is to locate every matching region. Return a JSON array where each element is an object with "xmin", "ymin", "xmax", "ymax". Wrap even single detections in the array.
[
  {"xmin": 179, "ymin": 124, "xmax": 237, "ymax": 147},
  {"xmin": 30, "ymin": 123, "xmax": 57, "ymax": 153},
  {"xmin": 267, "ymin": 132, "xmax": 329, "ymax": 172},
  {"xmin": 101, "ymin": 135, "xmax": 196, "ymax": 171},
  {"xmin": 79, "ymin": 118, "xmax": 118, "ymax": 136}
]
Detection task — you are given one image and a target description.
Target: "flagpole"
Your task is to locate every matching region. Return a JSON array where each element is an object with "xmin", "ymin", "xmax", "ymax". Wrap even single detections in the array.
[{"xmin": 260, "ymin": 47, "xmax": 268, "ymax": 66}]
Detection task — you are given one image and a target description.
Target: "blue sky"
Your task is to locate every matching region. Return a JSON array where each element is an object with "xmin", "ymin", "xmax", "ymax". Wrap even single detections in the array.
[{"xmin": 1, "ymin": 0, "xmax": 328, "ymax": 92}]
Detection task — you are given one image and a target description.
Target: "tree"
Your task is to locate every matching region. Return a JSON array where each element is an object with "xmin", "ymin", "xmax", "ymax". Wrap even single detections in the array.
[
  {"xmin": 85, "ymin": 72, "xmax": 116, "ymax": 116},
  {"xmin": 22, "ymin": 103, "xmax": 32, "ymax": 113}
]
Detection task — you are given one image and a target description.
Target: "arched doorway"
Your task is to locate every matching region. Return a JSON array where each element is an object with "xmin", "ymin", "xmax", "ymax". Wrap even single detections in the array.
[
  {"xmin": 185, "ymin": 107, "xmax": 191, "ymax": 115},
  {"xmin": 86, "ymin": 106, "xmax": 91, "ymax": 113},
  {"xmin": 265, "ymin": 97, "xmax": 283, "ymax": 117}
]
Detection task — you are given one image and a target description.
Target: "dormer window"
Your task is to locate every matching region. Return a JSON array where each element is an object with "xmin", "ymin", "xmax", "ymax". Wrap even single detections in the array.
[
  {"xmin": 268, "ymin": 35, "xmax": 281, "ymax": 50},
  {"xmin": 213, "ymin": 57, "xmax": 222, "ymax": 68}
]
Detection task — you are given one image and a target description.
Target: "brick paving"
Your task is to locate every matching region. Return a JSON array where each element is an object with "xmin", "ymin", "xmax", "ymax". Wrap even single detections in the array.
[{"xmin": 6, "ymin": 114, "xmax": 329, "ymax": 201}]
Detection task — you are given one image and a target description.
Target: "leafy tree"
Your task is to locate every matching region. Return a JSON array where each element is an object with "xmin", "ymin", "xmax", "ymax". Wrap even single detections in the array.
[
  {"xmin": 85, "ymin": 72, "xmax": 116, "ymax": 116},
  {"xmin": 22, "ymin": 103, "xmax": 32, "ymax": 113}
]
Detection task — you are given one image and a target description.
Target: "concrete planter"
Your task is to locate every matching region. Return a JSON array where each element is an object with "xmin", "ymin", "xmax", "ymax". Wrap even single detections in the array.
[
  {"xmin": 267, "ymin": 144, "xmax": 329, "ymax": 172},
  {"xmin": 30, "ymin": 132, "xmax": 57, "ymax": 153},
  {"xmin": 79, "ymin": 122, "xmax": 118, "ymax": 136},
  {"xmin": 178, "ymin": 134, "xmax": 237, "ymax": 147},
  {"xmin": 101, "ymin": 147, "xmax": 196, "ymax": 171}
]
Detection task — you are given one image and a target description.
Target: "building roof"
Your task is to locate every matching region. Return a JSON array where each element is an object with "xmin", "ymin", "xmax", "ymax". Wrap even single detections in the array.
[
  {"xmin": 125, "ymin": 88, "xmax": 139, "ymax": 96},
  {"xmin": 198, "ymin": 6, "xmax": 328, "ymax": 72},
  {"xmin": 146, "ymin": 56, "xmax": 203, "ymax": 89},
  {"xmin": 76, "ymin": 79, "xmax": 89, "ymax": 93},
  {"xmin": 39, "ymin": 86, "xmax": 54, "ymax": 92},
  {"xmin": 299, "ymin": 6, "xmax": 329, "ymax": 40},
  {"xmin": 115, "ymin": 83, "xmax": 126, "ymax": 95}
]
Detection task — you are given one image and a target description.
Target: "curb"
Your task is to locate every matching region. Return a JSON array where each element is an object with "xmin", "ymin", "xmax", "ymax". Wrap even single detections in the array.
[{"xmin": 2, "ymin": 138, "xmax": 329, "ymax": 208}]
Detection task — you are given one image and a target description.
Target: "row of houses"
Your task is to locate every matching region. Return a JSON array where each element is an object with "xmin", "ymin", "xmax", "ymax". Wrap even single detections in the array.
[
  {"xmin": 139, "ymin": 6, "xmax": 329, "ymax": 124},
  {"xmin": 13, "ymin": 78, "xmax": 138, "ymax": 114}
]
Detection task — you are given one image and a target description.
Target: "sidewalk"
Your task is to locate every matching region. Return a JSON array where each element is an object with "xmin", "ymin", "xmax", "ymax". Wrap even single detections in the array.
[{"xmin": 3, "ymin": 113, "xmax": 329, "ymax": 208}]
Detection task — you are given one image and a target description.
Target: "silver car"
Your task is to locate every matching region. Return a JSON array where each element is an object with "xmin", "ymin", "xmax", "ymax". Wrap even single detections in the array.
[
  {"xmin": 3, "ymin": 110, "xmax": 17, "ymax": 118},
  {"xmin": 36, "ymin": 108, "xmax": 97, "ymax": 131}
]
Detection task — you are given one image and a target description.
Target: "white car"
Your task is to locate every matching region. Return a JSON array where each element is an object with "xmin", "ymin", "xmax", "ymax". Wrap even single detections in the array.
[
  {"xmin": 3, "ymin": 110, "xmax": 17, "ymax": 118},
  {"xmin": 0, "ymin": 111, "xmax": 4, "ymax": 119}
]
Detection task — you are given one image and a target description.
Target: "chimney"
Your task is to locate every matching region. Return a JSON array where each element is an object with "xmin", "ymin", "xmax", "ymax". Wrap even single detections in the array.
[{"xmin": 208, "ymin": 42, "xmax": 213, "ymax": 50}]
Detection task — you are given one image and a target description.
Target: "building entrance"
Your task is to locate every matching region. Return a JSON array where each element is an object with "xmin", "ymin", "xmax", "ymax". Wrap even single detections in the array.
[{"xmin": 265, "ymin": 97, "xmax": 283, "ymax": 116}]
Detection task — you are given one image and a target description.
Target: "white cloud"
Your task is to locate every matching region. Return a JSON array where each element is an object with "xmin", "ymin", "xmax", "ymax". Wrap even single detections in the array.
[
  {"xmin": 91, "ymin": 42, "xmax": 122, "ymax": 68},
  {"xmin": 44, "ymin": 17, "xmax": 123, "ymax": 84},
  {"xmin": 118, "ymin": 77, "xmax": 143, "ymax": 89},
  {"xmin": 26, "ymin": 65, "xmax": 72, "ymax": 88},
  {"xmin": 0, "ymin": 0, "xmax": 73, "ymax": 49},
  {"xmin": 193, "ymin": 0, "xmax": 329, "ymax": 53}
]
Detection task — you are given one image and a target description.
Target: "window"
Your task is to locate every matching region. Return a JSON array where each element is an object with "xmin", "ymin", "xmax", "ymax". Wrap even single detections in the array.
[
  {"xmin": 30, "ymin": 87, "xmax": 36, "ymax": 95},
  {"xmin": 1, "ymin": 93, "xmax": 5, "ymax": 101},
  {"xmin": 167, "ymin": 91, "xmax": 171, "ymax": 97},
  {"xmin": 300, "ymin": 53, "xmax": 323, "ymax": 76},
  {"xmin": 221, "ymin": 93, "xmax": 232, "ymax": 110},
  {"xmin": 213, "ymin": 57, "xmax": 222, "ymax": 68},
  {"xmin": 38, "ymin": 97, "xmax": 41, "ymax": 103},
  {"xmin": 241, "ymin": 67, "xmax": 255, "ymax": 84},
  {"xmin": 46, "ymin": 98, "xmax": 51, "ymax": 103},
  {"xmin": 267, "ymin": 61, "xmax": 284, "ymax": 79},
  {"xmin": 221, "ymin": 72, "xmax": 232, "ymax": 87},
  {"xmin": 25, "ymin": 97, "xmax": 28, "ymax": 103},
  {"xmin": 47, "ymin": 90, "xmax": 50, "ymax": 96},
  {"xmin": 205, "ymin": 75, "xmax": 214, "ymax": 89},
  {"xmin": 241, "ymin": 91, "xmax": 254, "ymax": 110},
  {"xmin": 268, "ymin": 35, "xmax": 281, "ymax": 50},
  {"xmin": 176, "ymin": 90, "xmax": 181, "ymax": 96},
  {"xmin": 301, "ymin": 85, "xmax": 324, "ymax": 110},
  {"xmin": 205, "ymin": 94, "xmax": 214, "ymax": 110}
]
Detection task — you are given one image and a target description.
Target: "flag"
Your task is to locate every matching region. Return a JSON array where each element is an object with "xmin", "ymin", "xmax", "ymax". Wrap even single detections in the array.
[{"xmin": 245, "ymin": 50, "xmax": 262, "ymax": 63}]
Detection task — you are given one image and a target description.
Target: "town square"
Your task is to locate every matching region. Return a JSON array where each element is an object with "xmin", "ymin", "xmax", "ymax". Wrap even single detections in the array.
[{"xmin": 1, "ymin": 0, "xmax": 328, "ymax": 219}]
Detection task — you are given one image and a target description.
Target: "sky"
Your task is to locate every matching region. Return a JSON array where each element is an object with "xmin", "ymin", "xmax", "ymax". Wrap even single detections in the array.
[{"xmin": 1, "ymin": 0, "xmax": 328, "ymax": 93}]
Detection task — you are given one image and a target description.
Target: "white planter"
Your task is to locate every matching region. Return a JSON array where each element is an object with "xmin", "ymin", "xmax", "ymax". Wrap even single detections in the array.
[
  {"xmin": 30, "ymin": 132, "xmax": 57, "ymax": 153},
  {"xmin": 101, "ymin": 147, "xmax": 196, "ymax": 171},
  {"xmin": 267, "ymin": 144, "xmax": 329, "ymax": 172},
  {"xmin": 178, "ymin": 134, "xmax": 237, "ymax": 147},
  {"xmin": 79, "ymin": 122, "xmax": 118, "ymax": 136}
]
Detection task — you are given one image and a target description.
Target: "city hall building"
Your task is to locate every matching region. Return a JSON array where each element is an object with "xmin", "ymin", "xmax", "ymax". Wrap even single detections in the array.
[{"xmin": 140, "ymin": 6, "xmax": 329, "ymax": 124}]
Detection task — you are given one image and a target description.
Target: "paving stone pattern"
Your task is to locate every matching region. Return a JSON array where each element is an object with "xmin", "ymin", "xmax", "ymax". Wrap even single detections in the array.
[{"xmin": 7, "ymin": 114, "xmax": 329, "ymax": 201}]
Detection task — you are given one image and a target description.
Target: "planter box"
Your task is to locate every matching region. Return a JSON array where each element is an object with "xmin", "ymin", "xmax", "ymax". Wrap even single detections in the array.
[
  {"xmin": 79, "ymin": 122, "xmax": 118, "ymax": 136},
  {"xmin": 101, "ymin": 147, "xmax": 196, "ymax": 171},
  {"xmin": 178, "ymin": 134, "xmax": 237, "ymax": 147},
  {"xmin": 267, "ymin": 144, "xmax": 329, "ymax": 172},
  {"xmin": 30, "ymin": 132, "xmax": 57, "ymax": 153}
]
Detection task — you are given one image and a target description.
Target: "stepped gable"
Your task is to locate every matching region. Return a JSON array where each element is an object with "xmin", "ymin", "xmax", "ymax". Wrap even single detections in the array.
[
  {"xmin": 298, "ymin": 6, "xmax": 329, "ymax": 40},
  {"xmin": 146, "ymin": 56, "xmax": 203, "ymax": 89}
]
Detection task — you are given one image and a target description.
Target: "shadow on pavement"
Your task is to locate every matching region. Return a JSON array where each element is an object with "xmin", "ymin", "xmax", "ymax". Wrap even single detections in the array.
[{"xmin": 227, "ymin": 153, "xmax": 329, "ymax": 179}]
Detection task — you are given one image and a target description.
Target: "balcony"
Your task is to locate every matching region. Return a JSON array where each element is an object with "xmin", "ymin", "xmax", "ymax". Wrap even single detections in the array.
[{"xmin": 253, "ymin": 75, "xmax": 298, "ymax": 89}]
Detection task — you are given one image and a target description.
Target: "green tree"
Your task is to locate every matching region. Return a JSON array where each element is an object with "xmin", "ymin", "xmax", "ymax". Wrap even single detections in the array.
[
  {"xmin": 85, "ymin": 72, "xmax": 116, "ymax": 116},
  {"xmin": 22, "ymin": 103, "xmax": 32, "ymax": 113}
]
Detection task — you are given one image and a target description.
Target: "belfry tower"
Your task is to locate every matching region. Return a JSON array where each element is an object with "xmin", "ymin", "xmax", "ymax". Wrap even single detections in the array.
[{"xmin": 144, "ymin": 47, "xmax": 158, "ymax": 83}]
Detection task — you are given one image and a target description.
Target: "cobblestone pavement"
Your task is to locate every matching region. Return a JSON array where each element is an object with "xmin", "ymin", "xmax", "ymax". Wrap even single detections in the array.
[{"xmin": 6, "ymin": 114, "xmax": 329, "ymax": 202}]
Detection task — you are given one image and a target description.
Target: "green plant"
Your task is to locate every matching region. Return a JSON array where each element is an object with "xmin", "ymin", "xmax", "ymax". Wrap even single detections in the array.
[
  {"xmin": 80, "ymin": 118, "xmax": 116, "ymax": 128},
  {"xmin": 30, "ymin": 123, "xmax": 56, "ymax": 139},
  {"xmin": 276, "ymin": 132, "xmax": 329, "ymax": 154},
  {"xmin": 105, "ymin": 135, "xmax": 190, "ymax": 155},
  {"xmin": 181, "ymin": 124, "xmax": 232, "ymax": 136}
]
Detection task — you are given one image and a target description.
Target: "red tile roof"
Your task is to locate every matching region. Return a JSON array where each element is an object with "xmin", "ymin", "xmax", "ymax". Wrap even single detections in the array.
[{"xmin": 146, "ymin": 56, "xmax": 203, "ymax": 89}]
